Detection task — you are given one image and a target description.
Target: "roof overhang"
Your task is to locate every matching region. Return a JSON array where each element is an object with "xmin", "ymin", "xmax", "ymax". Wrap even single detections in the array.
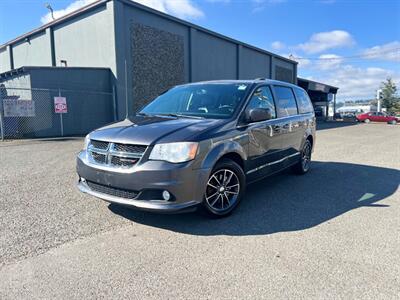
[{"xmin": 297, "ymin": 77, "xmax": 339, "ymax": 94}]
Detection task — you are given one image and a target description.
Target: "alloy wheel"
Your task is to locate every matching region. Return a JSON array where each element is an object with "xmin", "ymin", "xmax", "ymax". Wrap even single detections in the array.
[
  {"xmin": 205, "ymin": 169, "xmax": 240, "ymax": 212},
  {"xmin": 302, "ymin": 142, "xmax": 312, "ymax": 172}
]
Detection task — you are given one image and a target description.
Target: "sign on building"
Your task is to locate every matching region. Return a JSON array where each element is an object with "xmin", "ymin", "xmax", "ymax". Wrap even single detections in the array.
[
  {"xmin": 54, "ymin": 97, "xmax": 67, "ymax": 113},
  {"xmin": 3, "ymin": 100, "xmax": 36, "ymax": 117}
]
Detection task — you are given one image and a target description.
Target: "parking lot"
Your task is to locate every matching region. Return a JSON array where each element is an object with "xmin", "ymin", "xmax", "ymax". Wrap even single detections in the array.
[{"xmin": 0, "ymin": 122, "xmax": 399, "ymax": 299}]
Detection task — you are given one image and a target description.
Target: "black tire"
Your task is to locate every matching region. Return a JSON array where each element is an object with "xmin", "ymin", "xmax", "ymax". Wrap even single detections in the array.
[
  {"xmin": 292, "ymin": 139, "xmax": 312, "ymax": 175},
  {"xmin": 201, "ymin": 159, "xmax": 246, "ymax": 218}
]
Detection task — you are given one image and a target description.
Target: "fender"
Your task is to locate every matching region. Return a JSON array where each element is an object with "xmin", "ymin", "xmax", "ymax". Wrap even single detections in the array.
[
  {"xmin": 197, "ymin": 138, "xmax": 248, "ymax": 171},
  {"xmin": 301, "ymin": 121, "xmax": 316, "ymax": 152}
]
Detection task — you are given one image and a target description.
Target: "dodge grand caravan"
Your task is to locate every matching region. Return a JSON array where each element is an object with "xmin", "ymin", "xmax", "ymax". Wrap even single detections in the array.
[{"xmin": 77, "ymin": 79, "xmax": 315, "ymax": 217}]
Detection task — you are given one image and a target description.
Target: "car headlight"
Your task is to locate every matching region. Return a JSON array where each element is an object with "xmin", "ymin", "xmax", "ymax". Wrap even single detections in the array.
[
  {"xmin": 149, "ymin": 142, "xmax": 198, "ymax": 163},
  {"xmin": 83, "ymin": 134, "xmax": 90, "ymax": 150}
]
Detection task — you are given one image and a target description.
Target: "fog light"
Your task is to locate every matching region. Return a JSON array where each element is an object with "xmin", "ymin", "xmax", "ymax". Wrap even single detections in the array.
[{"xmin": 162, "ymin": 190, "xmax": 171, "ymax": 201}]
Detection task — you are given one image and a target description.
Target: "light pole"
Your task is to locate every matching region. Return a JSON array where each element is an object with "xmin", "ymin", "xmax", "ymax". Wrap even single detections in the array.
[
  {"xmin": 376, "ymin": 89, "xmax": 382, "ymax": 112},
  {"xmin": 45, "ymin": 3, "xmax": 55, "ymax": 21}
]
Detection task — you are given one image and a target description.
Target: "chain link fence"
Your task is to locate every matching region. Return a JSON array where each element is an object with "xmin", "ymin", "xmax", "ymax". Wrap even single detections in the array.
[{"xmin": 0, "ymin": 86, "xmax": 116, "ymax": 140}]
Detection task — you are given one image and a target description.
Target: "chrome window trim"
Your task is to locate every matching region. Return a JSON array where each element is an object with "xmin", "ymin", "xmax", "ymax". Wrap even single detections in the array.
[{"xmin": 246, "ymin": 152, "xmax": 300, "ymax": 175}]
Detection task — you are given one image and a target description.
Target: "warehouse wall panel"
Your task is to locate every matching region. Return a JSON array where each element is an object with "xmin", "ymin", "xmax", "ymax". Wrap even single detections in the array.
[
  {"xmin": 239, "ymin": 46, "xmax": 271, "ymax": 80},
  {"xmin": 192, "ymin": 31, "xmax": 237, "ymax": 82},
  {"xmin": 12, "ymin": 31, "xmax": 52, "ymax": 69},
  {"xmin": 272, "ymin": 57, "xmax": 296, "ymax": 83},
  {"xmin": 0, "ymin": 47, "xmax": 11, "ymax": 73},
  {"xmin": 53, "ymin": 5, "xmax": 116, "ymax": 73}
]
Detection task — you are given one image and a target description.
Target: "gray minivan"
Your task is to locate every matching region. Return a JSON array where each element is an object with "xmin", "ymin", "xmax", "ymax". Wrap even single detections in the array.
[{"xmin": 77, "ymin": 79, "xmax": 315, "ymax": 217}]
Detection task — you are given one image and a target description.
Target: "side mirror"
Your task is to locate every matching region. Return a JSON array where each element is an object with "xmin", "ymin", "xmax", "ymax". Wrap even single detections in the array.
[{"xmin": 245, "ymin": 108, "xmax": 272, "ymax": 123}]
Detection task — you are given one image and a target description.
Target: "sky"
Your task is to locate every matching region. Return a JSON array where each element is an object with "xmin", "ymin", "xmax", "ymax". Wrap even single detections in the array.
[{"xmin": 0, "ymin": 0, "xmax": 399, "ymax": 101}]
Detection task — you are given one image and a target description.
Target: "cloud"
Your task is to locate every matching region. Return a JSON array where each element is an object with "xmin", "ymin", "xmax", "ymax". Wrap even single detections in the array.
[
  {"xmin": 363, "ymin": 41, "xmax": 400, "ymax": 62},
  {"xmin": 317, "ymin": 65, "xmax": 400, "ymax": 100},
  {"xmin": 294, "ymin": 49, "xmax": 399, "ymax": 100},
  {"xmin": 297, "ymin": 30, "xmax": 355, "ymax": 54},
  {"xmin": 292, "ymin": 53, "xmax": 342, "ymax": 71},
  {"xmin": 337, "ymin": 66, "xmax": 399, "ymax": 99},
  {"xmin": 271, "ymin": 41, "xmax": 285, "ymax": 50},
  {"xmin": 278, "ymin": 35, "xmax": 398, "ymax": 100},
  {"xmin": 314, "ymin": 54, "xmax": 343, "ymax": 70},
  {"xmin": 41, "ymin": 0, "xmax": 204, "ymax": 24},
  {"xmin": 285, "ymin": 53, "xmax": 311, "ymax": 68}
]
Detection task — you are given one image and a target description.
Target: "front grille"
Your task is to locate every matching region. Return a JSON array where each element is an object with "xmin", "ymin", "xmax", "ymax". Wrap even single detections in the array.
[
  {"xmin": 113, "ymin": 143, "xmax": 146, "ymax": 154},
  {"xmin": 92, "ymin": 152, "xmax": 107, "ymax": 164},
  {"xmin": 90, "ymin": 140, "xmax": 109, "ymax": 150},
  {"xmin": 88, "ymin": 140, "xmax": 147, "ymax": 169},
  {"xmin": 111, "ymin": 156, "xmax": 139, "ymax": 167},
  {"xmin": 86, "ymin": 181, "xmax": 138, "ymax": 199}
]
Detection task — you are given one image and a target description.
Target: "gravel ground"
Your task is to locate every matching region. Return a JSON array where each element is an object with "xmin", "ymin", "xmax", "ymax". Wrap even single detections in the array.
[{"xmin": 0, "ymin": 122, "xmax": 399, "ymax": 299}]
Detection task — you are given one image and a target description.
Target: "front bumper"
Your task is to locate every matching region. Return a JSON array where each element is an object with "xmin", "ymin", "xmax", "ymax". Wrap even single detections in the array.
[{"xmin": 76, "ymin": 151, "xmax": 209, "ymax": 213}]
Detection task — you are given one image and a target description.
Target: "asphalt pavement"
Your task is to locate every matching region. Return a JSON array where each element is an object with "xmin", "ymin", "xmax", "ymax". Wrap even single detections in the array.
[{"xmin": 0, "ymin": 122, "xmax": 399, "ymax": 299}]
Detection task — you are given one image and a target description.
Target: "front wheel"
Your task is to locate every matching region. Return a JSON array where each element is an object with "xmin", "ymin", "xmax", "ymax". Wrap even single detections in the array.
[
  {"xmin": 364, "ymin": 118, "xmax": 371, "ymax": 123},
  {"xmin": 202, "ymin": 159, "xmax": 245, "ymax": 217},
  {"xmin": 292, "ymin": 139, "xmax": 312, "ymax": 175}
]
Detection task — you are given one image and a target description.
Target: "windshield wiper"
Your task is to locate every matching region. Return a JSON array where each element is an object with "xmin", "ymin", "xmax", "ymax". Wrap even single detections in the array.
[
  {"xmin": 136, "ymin": 112, "xmax": 152, "ymax": 117},
  {"xmin": 158, "ymin": 113, "xmax": 205, "ymax": 119}
]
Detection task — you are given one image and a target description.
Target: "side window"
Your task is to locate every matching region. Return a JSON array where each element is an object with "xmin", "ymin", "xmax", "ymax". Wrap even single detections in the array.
[
  {"xmin": 273, "ymin": 86, "xmax": 298, "ymax": 117},
  {"xmin": 294, "ymin": 88, "xmax": 314, "ymax": 114},
  {"xmin": 246, "ymin": 86, "xmax": 276, "ymax": 119}
]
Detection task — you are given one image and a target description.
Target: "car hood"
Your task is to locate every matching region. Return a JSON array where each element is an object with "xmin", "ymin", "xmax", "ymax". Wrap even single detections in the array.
[{"xmin": 89, "ymin": 115, "xmax": 226, "ymax": 145}]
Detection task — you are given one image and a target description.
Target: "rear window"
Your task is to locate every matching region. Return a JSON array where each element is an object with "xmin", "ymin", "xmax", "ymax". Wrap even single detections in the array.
[
  {"xmin": 273, "ymin": 86, "xmax": 298, "ymax": 117},
  {"xmin": 294, "ymin": 88, "xmax": 314, "ymax": 114}
]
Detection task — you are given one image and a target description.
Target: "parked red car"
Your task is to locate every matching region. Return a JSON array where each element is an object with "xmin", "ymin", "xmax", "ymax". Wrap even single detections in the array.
[{"xmin": 356, "ymin": 112, "xmax": 398, "ymax": 124}]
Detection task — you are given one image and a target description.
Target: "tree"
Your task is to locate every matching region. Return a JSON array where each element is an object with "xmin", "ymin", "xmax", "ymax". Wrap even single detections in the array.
[{"xmin": 380, "ymin": 78, "xmax": 400, "ymax": 113}]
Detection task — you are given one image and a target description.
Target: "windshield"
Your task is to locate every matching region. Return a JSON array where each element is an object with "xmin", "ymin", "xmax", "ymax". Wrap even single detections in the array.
[{"xmin": 140, "ymin": 83, "xmax": 250, "ymax": 119}]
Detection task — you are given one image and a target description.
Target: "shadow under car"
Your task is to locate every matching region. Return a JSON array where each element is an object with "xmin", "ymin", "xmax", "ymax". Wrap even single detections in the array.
[{"xmin": 109, "ymin": 161, "xmax": 399, "ymax": 236}]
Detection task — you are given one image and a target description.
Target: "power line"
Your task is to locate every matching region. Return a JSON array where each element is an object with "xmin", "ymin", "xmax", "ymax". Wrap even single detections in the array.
[{"xmin": 290, "ymin": 47, "xmax": 400, "ymax": 61}]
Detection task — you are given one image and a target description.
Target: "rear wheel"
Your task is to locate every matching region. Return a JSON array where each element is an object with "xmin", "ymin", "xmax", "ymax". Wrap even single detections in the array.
[
  {"xmin": 388, "ymin": 120, "xmax": 397, "ymax": 125},
  {"xmin": 292, "ymin": 139, "xmax": 312, "ymax": 175},
  {"xmin": 202, "ymin": 159, "xmax": 245, "ymax": 217}
]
